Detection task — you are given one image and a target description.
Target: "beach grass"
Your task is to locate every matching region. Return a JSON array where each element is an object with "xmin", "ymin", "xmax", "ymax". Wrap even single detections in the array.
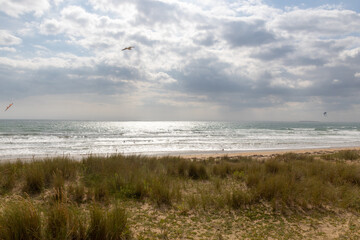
[
  {"xmin": 0, "ymin": 199, "xmax": 41, "ymax": 240},
  {"xmin": 1, "ymin": 150, "xmax": 360, "ymax": 239}
]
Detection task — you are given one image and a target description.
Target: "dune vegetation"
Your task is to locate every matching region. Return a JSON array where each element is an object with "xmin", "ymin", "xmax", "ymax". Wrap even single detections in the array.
[{"xmin": 1, "ymin": 150, "xmax": 360, "ymax": 239}]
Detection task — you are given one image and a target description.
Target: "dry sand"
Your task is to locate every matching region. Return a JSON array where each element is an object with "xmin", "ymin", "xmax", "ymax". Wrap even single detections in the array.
[{"xmin": 181, "ymin": 146, "xmax": 360, "ymax": 159}]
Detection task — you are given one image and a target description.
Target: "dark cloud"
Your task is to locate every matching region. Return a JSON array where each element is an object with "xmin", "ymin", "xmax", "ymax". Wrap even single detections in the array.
[
  {"xmin": 252, "ymin": 45, "xmax": 294, "ymax": 60},
  {"xmin": 168, "ymin": 58, "xmax": 249, "ymax": 93},
  {"xmin": 287, "ymin": 56, "xmax": 327, "ymax": 66},
  {"xmin": 0, "ymin": 63, "xmax": 141, "ymax": 100},
  {"xmin": 193, "ymin": 33, "xmax": 216, "ymax": 46},
  {"xmin": 306, "ymin": 65, "xmax": 360, "ymax": 97},
  {"xmin": 223, "ymin": 20, "xmax": 275, "ymax": 47},
  {"xmin": 163, "ymin": 52, "xmax": 360, "ymax": 112}
]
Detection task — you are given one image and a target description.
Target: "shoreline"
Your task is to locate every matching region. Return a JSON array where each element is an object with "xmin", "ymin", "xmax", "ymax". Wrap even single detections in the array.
[{"xmin": 1, "ymin": 146, "xmax": 360, "ymax": 162}]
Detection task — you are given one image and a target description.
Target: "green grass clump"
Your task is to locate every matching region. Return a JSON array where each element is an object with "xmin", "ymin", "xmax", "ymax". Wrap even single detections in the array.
[
  {"xmin": 0, "ymin": 199, "xmax": 42, "ymax": 240},
  {"xmin": 41, "ymin": 157, "xmax": 79, "ymax": 185},
  {"xmin": 212, "ymin": 162, "xmax": 232, "ymax": 178},
  {"xmin": 46, "ymin": 203, "xmax": 70, "ymax": 239},
  {"xmin": 106, "ymin": 205, "xmax": 131, "ymax": 240},
  {"xmin": 188, "ymin": 162, "xmax": 209, "ymax": 180},
  {"xmin": 0, "ymin": 162, "xmax": 16, "ymax": 195},
  {"xmin": 226, "ymin": 189, "xmax": 254, "ymax": 209},
  {"xmin": 149, "ymin": 176, "xmax": 173, "ymax": 206},
  {"xmin": 87, "ymin": 206, "xmax": 107, "ymax": 240},
  {"xmin": 87, "ymin": 205, "xmax": 131, "ymax": 240},
  {"xmin": 23, "ymin": 163, "xmax": 45, "ymax": 194},
  {"xmin": 45, "ymin": 203, "xmax": 86, "ymax": 240}
]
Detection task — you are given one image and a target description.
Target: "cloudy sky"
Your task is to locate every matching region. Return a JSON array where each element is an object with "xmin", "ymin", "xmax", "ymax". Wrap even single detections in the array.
[{"xmin": 1, "ymin": 0, "xmax": 360, "ymax": 121}]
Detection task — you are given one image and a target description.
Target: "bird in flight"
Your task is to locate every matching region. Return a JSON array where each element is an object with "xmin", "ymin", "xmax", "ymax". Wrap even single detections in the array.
[
  {"xmin": 323, "ymin": 112, "xmax": 327, "ymax": 117},
  {"xmin": 5, "ymin": 103, "xmax": 13, "ymax": 111},
  {"xmin": 122, "ymin": 46, "xmax": 135, "ymax": 51}
]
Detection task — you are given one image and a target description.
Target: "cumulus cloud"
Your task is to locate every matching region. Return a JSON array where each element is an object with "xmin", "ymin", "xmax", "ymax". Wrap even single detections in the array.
[
  {"xmin": 0, "ymin": 30, "xmax": 22, "ymax": 45},
  {"xmin": 61, "ymin": 6, "xmax": 94, "ymax": 28},
  {"xmin": 39, "ymin": 19, "xmax": 64, "ymax": 35},
  {"xmin": 0, "ymin": 0, "xmax": 50, "ymax": 17}
]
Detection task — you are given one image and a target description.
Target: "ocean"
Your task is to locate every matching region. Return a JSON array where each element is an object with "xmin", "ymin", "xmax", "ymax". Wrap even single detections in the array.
[{"xmin": 0, "ymin": 120, "xmax": 360, "ymax": 160}]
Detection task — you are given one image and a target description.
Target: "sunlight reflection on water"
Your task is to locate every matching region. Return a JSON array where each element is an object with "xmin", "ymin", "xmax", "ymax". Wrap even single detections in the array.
[{"xmin": 1, "ymin": 120, "xmax": 360, "ymax": 159}]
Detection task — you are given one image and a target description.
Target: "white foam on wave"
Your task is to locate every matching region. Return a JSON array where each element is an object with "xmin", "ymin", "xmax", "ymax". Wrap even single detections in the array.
[{"xmin": 1, "ymin": 120, "xmax": 360, "ymax": 160}]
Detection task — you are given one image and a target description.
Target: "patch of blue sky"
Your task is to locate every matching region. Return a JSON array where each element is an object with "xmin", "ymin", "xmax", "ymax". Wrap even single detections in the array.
[
  {"xmin": 264, "ymin": 0, "xmax": 360, "ymax": 12},
  {"xmin": 17, "ymin": 34, "xmax": 91, "ymax": 58},
  {"xmin": 0, "ymin": 13, "xmax": 20, "ymax": 29}
]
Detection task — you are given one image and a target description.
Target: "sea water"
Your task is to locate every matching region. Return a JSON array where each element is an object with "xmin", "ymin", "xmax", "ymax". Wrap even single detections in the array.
[{"xmin": 0, "ymin": 120, "xmax": 360, "ymax": 160}]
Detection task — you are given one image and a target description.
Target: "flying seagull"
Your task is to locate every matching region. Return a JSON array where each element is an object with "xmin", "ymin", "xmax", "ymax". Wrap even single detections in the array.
[
  {"xmin": 323, "ymin": 112, "xmax": 327, "ymax": 117},
  {"xmin": 122, "ymin": 46, "xmax": 134, "ymax": 51},
  {"xmin": 5, "ymin": 103, "xmax": 13, "ymax": 111}
]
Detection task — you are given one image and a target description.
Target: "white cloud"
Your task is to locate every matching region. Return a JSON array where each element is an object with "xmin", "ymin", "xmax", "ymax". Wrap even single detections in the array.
[
  {"xmin": 273, "ymin": 8, "xmax": 360, "ymax": 36},
  {"xmin": 52, "ymin": 0, "xmax": 64, "ymax": 6},
  {"xmin": 0, "ymin": 0, "xmax": 50, "ymax": 17},
  {"xmin": 355, "ymin": 72, "xmax": 360, "ymax": 78},
  {"xmin": 0, "ymin": 47, "xmax": 16, "ymax": 52},
  {"xmin": 89, "ymin": 0, "xmax": 138, "ymax": 20},
  {"xmin": 151, "ymin": 72, "xmax": 177, "ymax": 84},
  {"xmin": 61, "ymin": 6, "xmax": 95, "ymax": 28},
  {"xmin": 39, "ymin": 19, "xmax": 64, "ymax": 35},
  {"xmin": 0, "ymin": 30, "xmax": 22, "ymax": 45}
]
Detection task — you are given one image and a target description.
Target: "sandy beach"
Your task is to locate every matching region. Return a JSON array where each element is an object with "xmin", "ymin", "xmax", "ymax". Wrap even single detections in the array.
[
  {"xmin": 182, "ymin": 146, "xmax": 360, "ymax": 159},
  {"xmin": 1, "ymin": 146, "xmax": 360, "ymax": 239},
  {"xmin": 2, "ymin": 146, "xmax": 360, "ymax": 162}
]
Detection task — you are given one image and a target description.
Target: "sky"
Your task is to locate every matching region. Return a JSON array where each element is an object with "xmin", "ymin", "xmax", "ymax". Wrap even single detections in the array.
[{"xmin": 1, "ymin": 0, "xmax": 360, "ymax": 121}]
